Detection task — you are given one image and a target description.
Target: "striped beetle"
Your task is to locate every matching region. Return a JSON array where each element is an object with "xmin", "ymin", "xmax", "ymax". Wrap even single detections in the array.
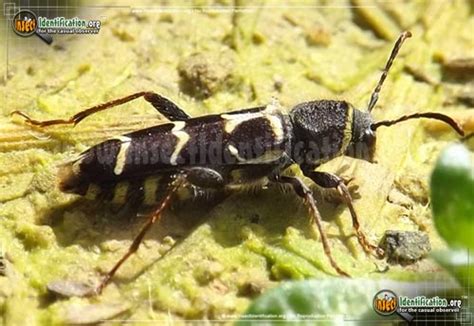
[{"xmin": 12, "ymin": 31, "xmax": 464, "ymax": 295}]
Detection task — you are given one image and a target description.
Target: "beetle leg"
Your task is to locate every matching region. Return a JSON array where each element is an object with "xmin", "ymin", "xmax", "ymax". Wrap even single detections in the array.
[
  {"xmin": 301, "ymin": 169, "xmax": 384, "ymax": 258},
  {"xmin": 272, "ymin": 175, "xmax": 349, "ymax": 277},
  {"xmin": 92, "ymin": 175, "xmax": 185, "ymax": 295},
  {"xmin": 184, "ymin": 167, "xmax": 226, "ymax": 189},
  {"xmin": 11, "ymin": 91, "xmax": 189, "ymax": 128}
]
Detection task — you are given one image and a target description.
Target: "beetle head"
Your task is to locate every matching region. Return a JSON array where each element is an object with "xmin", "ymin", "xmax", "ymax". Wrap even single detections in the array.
[
  {"xmin": 346, "ymin": 31, "xmax": 464, "ymax": 163},
  {"xmin": 345, "ymin": 109, "xmax": 376, "ymax": 162}
]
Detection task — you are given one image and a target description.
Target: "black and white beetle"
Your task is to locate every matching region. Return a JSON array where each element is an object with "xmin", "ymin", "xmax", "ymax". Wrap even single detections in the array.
[{"xmin": 12, "ymin": 31, "xmax": 464, "ymax": 295}]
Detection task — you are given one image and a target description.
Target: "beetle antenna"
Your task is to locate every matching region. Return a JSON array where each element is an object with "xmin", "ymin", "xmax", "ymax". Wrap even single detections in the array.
[
  {"xmin": 371, "ymin": 112, "xmax": 464, "ymax": 136},
  {"xmin": 367, "ymin": 31, "xmax": 412, "ymax": 112}
]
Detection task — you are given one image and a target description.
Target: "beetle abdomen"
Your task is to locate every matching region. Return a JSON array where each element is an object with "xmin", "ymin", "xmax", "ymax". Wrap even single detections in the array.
[
  {"xmin": 58, "ymin": 167, "xmax": 175, "ymax": 206},
  {"xmin": 58, "ymin": 104, "xmax": 292, "ymax": 197}
]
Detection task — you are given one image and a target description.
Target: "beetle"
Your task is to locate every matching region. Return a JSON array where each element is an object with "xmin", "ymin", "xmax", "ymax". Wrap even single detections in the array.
[{"xmin": 12, "ymin": 31, "xmax": 464, "ymax": 295}]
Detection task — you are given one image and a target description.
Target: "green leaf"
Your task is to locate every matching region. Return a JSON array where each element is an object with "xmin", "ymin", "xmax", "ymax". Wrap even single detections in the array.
[
  {"xmin": 430, "ymin": 144, "xmax": 474, "ymax": 250},
  {"xmin": 432, "ymin": 249, "xmax": 474, "ymax": 288},
  {"xmin": 237, "ymin": 279, "xmax": 466, "ymax": 325},
  {"xmin": 236, "ymin": 280, "xmax": 390, "ymax": 326}
]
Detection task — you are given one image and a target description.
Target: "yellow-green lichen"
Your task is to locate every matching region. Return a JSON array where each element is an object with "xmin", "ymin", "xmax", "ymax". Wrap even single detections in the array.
[{"xmin": 0, "ymin": 0, "xmax": 472, "ymax": 324}]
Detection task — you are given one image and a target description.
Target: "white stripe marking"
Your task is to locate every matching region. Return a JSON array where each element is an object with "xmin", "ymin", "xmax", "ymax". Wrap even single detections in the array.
[
  {"xmin": 228, "ymin": 144, "xmax": 244, "ymax": 162},
  {"xmin": 228, "ymin": 144, "xmax": 284, "ymax": 164},
  {"xmin": 221, "ymin": 112, "xmax": 263, "ymax": 133},
  {"xmin": 113, "ymin": 136, "xmax": 132, "ymax": 175},
  {"xmin": 267, "ymin": 115, "xmax": 284, "ymax": 143},
  {"xmin": 170, "ymin": 121, "xmax": 189, "ymax": 165},
  {"xmin": 264, "ymin": 97, "xmax": 282, "ymax": 114},
  {"xmin": 264, "ymin": 98, "xmax": 285, "ymax": 142}
]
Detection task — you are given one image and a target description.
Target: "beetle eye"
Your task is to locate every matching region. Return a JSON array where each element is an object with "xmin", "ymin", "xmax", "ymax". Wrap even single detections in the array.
[{"xmin": 364, "ymin": 129, "xmax": 375, "ymax": 144}]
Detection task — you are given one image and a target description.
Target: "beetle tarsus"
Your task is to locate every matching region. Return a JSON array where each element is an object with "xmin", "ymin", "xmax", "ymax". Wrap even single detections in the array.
[
  {"xmin": 11, "ymin": 110, "xmax": 71, "ymax": 127},
  {"xmin": 302, "ymin": 169, "xmax": 382, "ymax": 259},
  {"xmin": 336, "ymin": 182, "xmax": 383, "ymax": 258}
]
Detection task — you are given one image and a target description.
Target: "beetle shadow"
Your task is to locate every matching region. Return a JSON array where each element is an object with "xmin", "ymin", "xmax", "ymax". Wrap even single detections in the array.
[
  {"xmin": 41, "ymin": 190, "xmax": 228, "ymax": 250},
  {"xmin": 35, "ymin": 190, "xmax": 229, "ymax": 295},
  {"xmin": 111, "ymin": 184, "xmax": 352, "ymax": 287},
  {"xmin": 37, "ymin": 181, "xmax": 351, "ymax": 300},
  {"xmin": 206, "ymin": 183, "xmax": 350, "ymax": 249}
]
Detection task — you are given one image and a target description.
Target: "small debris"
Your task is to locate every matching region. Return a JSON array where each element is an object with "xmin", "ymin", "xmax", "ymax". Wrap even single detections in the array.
[
  {"xmin": 380, "ymin": 230, "xmax": 431, "ymax": 265},
  {"xmin": 47, "ymin": 280, "xmax": 95, "ymax": 298},
  {"xmin": 178, "ymin": 52, "xmax": 234, "ymax": 99},
  {"xmin": 237, "ymin": 279, "xmax": 270, "ymax": 298},
  {"xmin": 305, "ymin": 26, "xmax": 331, "ymax": 47},
  {"xmin": 251, "ymin": 32, "xmax": 266, "ymax": 45},
  {"xmin": 26, "ymin": 66, "xmax": 35, "ymax": 76}
]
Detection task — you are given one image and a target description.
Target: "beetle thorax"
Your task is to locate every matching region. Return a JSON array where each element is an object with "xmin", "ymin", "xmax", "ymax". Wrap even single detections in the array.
[{"xmin": 289, "ymin": 100, "xmax": 354, "ymax": 166}]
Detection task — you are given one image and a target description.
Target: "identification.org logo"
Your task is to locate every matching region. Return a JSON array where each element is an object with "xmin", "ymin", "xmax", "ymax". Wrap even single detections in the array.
[{"xmin": 11, "ymin": 9, "xmax": 101, "ymax": 45}]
